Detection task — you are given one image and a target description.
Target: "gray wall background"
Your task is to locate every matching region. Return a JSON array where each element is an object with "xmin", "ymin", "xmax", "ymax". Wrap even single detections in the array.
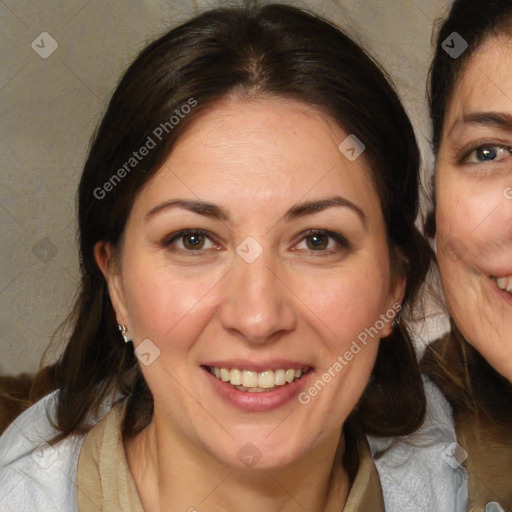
[{"xmin": 0, "ymin": 0, "xmax": 452, "ymax": 376}]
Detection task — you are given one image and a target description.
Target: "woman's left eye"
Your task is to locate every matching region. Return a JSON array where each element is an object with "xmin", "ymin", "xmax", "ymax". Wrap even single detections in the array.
[
  {"xmin": 293, "ymin": 230, "xmax": 350, "ymax": 253},
  {"xmin": 463, "ymin": 144, "xmax": 512, "ymax": 164}
]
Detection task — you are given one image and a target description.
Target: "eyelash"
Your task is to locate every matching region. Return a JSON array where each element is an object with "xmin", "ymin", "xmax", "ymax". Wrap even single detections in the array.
[
  {"xmin": 459, "ymin": 142, "xmax": 512, "ymax": 165},
  {"xmin": 162, "ymin": 228, "xmax": 351, "ymax": 255},
  {"xmin": 293, "ymin": 229, "xmax": 351, "ymax": 254},
  {"xmin": 162, "ymin": 229, "xmax": 218, "ymax": 254}
]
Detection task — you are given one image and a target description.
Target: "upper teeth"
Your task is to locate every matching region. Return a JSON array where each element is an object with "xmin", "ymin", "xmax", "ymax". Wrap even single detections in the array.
[
  {"xmin": 209, "ymin": 367, "xmax": 308, "ymax": 389},
  {"xmin": 495, "ymin": 276, "xmax": 512, "ymax": 293}
]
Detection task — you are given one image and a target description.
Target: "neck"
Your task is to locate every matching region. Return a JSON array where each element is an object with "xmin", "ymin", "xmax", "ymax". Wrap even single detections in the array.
[{"xmin": 124, "ymin": 415, "xmax": 350, "ymax": 512}]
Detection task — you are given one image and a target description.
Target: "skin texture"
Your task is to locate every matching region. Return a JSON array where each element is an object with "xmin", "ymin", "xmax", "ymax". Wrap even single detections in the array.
[
  {"xmin": 435, "ymin": 36, "xmax": 512, "ymax": 382},
  {"xmin": 95, "ymin": 97, "xmax": 404, "ymax": 512}
]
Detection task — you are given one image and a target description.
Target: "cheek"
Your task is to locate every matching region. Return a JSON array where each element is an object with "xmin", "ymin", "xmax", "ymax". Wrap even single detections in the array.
[
  {"xmin": 436, "ymin": 170, "xmax": 475, "ymax": 268},
  {"xmin": 437, "ymin": 175, "xmax": 506, "ymax": 267},
  {"xmin": 295, "ymin": 261, "xmax": 391, "ymax": 347},
  {"xmin": 436, "ymin": 172, "xmax": 469, "ymax": 242},
  {"xmin": 119, "ymin": 232, "xmax": 393, "ymax": 364},
  {"xmin": 120, "ymin": 251, "xmax": 225, "ymax": 347}
]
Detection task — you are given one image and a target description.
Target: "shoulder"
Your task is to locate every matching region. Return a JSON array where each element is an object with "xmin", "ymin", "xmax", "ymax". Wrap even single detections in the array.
[
  {"xmin": 0, "ymin": 389, "xmax": 114, "ymax": 512},
  {"xmin": 367, "ymin": 375, "xmax": 469, "ymax": 512},
  {"xmin": 0, "ymin": 390, "xmax": 84, "ymax": 511}
]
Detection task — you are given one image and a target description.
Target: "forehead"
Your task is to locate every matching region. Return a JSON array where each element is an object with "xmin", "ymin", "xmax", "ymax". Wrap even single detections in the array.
[
  {"xmin": 136, "ymin": 97, "xmax": 378, "ymax": 214},
  {"xmin": 448, "ymin": 36, "xmax": 512, "ymax": 117}
]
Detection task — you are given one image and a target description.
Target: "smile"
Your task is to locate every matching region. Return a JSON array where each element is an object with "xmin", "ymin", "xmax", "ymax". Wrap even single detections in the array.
[
  {"xmin": 492, "ymin": 275, "xmax": 512, "ymax": 295},
  {"xmin": 207, "ymin": 366, "xmax": 311, "ymax": 392}
]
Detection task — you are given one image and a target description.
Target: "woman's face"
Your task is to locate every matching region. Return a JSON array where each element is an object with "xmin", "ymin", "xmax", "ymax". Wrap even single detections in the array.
[
  {"xmin": 436, "ymin": 36, "xmax": 512, "ymax": 380},
  {"xmin": 99, "ymin": 97, "xmax": 403, "ymax": 470}
]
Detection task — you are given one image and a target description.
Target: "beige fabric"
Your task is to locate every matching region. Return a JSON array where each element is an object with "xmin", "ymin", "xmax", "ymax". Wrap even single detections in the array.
[
  {"xmin": 77, "ymin": 400, "xmax": 144, "ymax": 511},
  {"xmin": 344, "ymin": 436, "xmax": 385, "ymax": 512},
  {"xmin": 77, "ymin": 400, "xmax": 384, "ymax": 511}
]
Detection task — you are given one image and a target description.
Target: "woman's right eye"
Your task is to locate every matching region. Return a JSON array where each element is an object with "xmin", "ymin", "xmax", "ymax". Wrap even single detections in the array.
[
  {"xmin": 462, "ymin": 144, "xmax": 512, "ymax": 164},
  {"xmin": 163, "ymin": 229, "xmax": 218, "ymax": 252}
]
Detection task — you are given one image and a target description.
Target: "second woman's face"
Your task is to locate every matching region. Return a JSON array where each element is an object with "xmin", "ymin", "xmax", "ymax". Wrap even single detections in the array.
[
  {"xmin": 436, "ymin": 36, "xmax": 512, "ymax": 380},
  {"xmin": 104, "ymin": 97, "xmax": 403, "ymax": 470}
]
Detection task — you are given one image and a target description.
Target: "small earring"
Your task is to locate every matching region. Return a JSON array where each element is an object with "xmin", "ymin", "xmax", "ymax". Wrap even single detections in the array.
[
  {"xmin": 392, "ymin": 313, "xmax": 401, "ymax": 329},
  {"xmin": 118, "ymin": 324, "xmax": 132, "ymax": 343}
]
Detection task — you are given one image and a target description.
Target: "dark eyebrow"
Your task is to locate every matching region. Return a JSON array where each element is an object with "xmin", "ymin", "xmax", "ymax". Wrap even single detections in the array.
[
  {"xmin": 145, "ymin": 195, "xmax": 366, "ymax": 226},
  {"xmin": 146, "ymin": 199, "xmax": 229, "ymax": 221},
  {"xmin": 283, "ymin": 196, "xmax": 366, "ymax": 226},
  {"xmin": 460, "ymin": 112, "xmax": 512, "ymax": 130}
]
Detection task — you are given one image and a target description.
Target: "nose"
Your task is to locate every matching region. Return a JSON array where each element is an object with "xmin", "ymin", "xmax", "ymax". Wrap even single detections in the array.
[{"xmin": 218, "ymin": 252, "xmax": 297, "ymax": 345}]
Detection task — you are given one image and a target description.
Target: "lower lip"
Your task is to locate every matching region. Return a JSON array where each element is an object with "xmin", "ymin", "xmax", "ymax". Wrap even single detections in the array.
[
  {"xmin": 202, "ymin": 367, "xmax": 313, "ymax": 412},
  {"xmin": 491, "ymin": 278, "xmax": 512, "ymax": 305}
]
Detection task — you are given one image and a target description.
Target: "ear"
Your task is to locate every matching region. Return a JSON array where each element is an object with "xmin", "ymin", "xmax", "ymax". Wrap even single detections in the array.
[
  {"xmin": 380, "ymin": 266, "xmax": 406, "ymax": 338},
  {"xmin": 94, "ymin": 241, "xmax": 130, "ymax": 327}
]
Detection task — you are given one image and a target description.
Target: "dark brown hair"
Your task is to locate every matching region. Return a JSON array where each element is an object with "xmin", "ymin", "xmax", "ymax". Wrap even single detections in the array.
[
  {"xmin": 425, "ymin": 0, "xmax": 512, "ymax": 236},
  {"xmin": 39, "ymin": 3, "xmax": 431, "ymax": 444},
  {"xmin": 424, "ymin": 0, "xmax": 512, "ymax": 420},
  {"xmin": 429, "ymin": 0, "xmax": 512, "ymax": 156}
]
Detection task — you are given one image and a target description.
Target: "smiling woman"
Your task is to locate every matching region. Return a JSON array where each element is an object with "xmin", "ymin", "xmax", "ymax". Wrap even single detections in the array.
[
  {"xmin": 421, "ymin": 0, "xmax": 512, "ymax": 509},
  {"xmin": 0, "ymin": 4, "xmax": 433, "ymax": 512}
]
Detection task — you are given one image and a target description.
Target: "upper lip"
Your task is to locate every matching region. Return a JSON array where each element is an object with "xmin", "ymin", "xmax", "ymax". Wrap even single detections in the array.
[{"xmin": 202, "ymin": 360, "xmax": 313, "ymax": 372}]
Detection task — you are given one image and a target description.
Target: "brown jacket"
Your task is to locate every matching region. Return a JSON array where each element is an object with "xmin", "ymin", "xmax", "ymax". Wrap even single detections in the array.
[
  {"xmin": 0, "ymin": 364, "xmax": 58, "ymax": 435},
  {"xmin": 421, "ymin": 329, "xmax": 512, "ymax": 512}
]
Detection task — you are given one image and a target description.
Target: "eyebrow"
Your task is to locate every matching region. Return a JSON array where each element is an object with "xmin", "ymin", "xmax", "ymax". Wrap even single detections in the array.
[
  {"xmin": 145, "ymin": 196, "xmax": 367, "ymax": 226},
  {"xmin": 453, "ymin": 111, "xmax": 512, "ymax": 132},
  {"xmin": 283, "ymin": 196, "xmax": 366, "ymax": 225}
]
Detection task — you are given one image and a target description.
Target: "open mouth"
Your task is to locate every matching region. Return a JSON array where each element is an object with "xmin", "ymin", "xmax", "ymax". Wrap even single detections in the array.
[
  {"xmin": 491, "ymin": 275, "xmax": 512, "ymax": 296},
  {"xmin": 205, "ymin": 366, "xmax": 312, "ymax": 393}
]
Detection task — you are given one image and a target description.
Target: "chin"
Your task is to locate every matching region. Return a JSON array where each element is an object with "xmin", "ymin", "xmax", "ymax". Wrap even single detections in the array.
[{"xmin": 206, "ymin": 433, "xmax": 314, "ymax": 472}]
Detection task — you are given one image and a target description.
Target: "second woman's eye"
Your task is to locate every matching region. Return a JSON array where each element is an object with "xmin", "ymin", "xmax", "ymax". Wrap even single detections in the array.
[{"xmin": 463, "ymin": 144, "xmax": 512, "ymax": 164}]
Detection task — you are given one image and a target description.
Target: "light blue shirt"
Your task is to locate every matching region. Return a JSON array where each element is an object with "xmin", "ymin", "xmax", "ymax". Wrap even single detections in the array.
[{"xmin": 0, "ymin": 379, "xmax": 468, "ymax": 511}]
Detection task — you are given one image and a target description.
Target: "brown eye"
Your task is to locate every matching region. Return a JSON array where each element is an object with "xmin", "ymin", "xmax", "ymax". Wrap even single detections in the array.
[
  {"xmin": 306, "ymin": 233, "xmax": 329, "ymax": 250},
  {"xmin": 182, "ymin": 233, "xmax": 206, "ymax": 250},
  {"xmin": 163, "ymin": 229, "xmax": 217, "ymax": 252},
  {"xmin": 293, "ymin": 229, "xmax": 351, "ymax": 254}
]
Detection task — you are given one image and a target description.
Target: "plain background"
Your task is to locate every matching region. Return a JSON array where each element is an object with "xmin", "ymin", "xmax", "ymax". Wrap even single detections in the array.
[{"xmin": 0, "ymin": 0, "xmax": 452, "ymax": 376}]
